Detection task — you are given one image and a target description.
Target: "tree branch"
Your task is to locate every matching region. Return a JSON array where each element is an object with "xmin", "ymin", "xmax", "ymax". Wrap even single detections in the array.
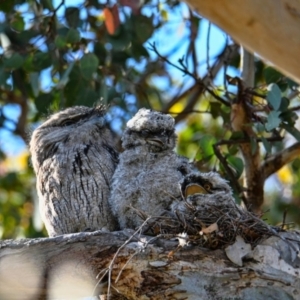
[
  {"xmin": 150, "ymin": 43, "xmax": 238, "ymax": 123},
  {"xmin": 230, "ymin": 78, "xmax": 263, "ymax": 212},
  {"xmin": 0, "ymin": 230, "xmax": 299, "ymax": 299},
  {"xmin": 261, "ymin": 142, "xmax": 300, "ymax": 180}
]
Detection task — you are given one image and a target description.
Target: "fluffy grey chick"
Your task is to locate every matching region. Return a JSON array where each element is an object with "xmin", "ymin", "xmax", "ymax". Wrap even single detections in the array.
[
  {"xmin": 109, "ymin": 108, "xmax": 194, "ymax": 229},
  {"xmin": 30, "ymin": 105, "xmax": 119, "ymax": 236},
  {"xmin": 172, "ymin": 171, "xmax": 238, "ymax": 217}
]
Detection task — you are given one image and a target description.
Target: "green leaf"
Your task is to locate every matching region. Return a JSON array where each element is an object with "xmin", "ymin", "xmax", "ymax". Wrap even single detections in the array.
[
  {"xmin": 0, "ymin": 1, "xmax": 15, "ymax": 12},
  {"xmin": 40, "ymin": 0, "xmax": 54, "ymax": 10},
  {"xmin": 79, "ymin": 53, "xmax": 99, "ymax": 80},
  {"xmin": 65, "ymin": 7, "xmax": 80, "ymax": 28},
  {"xmin": 210, "ymin": 102, "xmax": 221, "ymax": 119},
  {"xmin": 199, "ymin": 135, "xmax": 217, "ymax": 160},
  {"xmin": 0, "ymin": 67, "xmax": 10, "ymax": 85},
  {"xmin": 18, "ymin": 29, "xmax": 39, "ymax": 45},
  {"xmin": 286, "ymin": 78, "xmax": 299, "ymax": 89},
  {"xmin": 280, "ymin": 110, "xmax": 298, "ymax": 126},
  {"xmin": 265, "ymin": 111, "xmax": 281, "ymax": 131},
  {"xmin": 94, "ymin": 42, "xmax": 107, "ymax": 65},
  {"xmin": 3, "ymin": 53, "xmax": 24, "ymax": 69},
  {"xmin": 65, "ymin": 28, "xmax": 80, "ymax": 44},
  {"xmin": 282, "ymin": 123, "xmax": 300, "ymax": 142},
  {"xmin": 263, "ymin": 67, "xmax": 282, "ymax": 84},
  {"xmin": 74, "ymin": 87, "xmax": 99, "ymax": 107},
  {"xmin": 278, "ymin": 97, "xmax": 289, "ymax": 112},
  {"xmin": 267, "ymin": 83, "xmax": 281, "ymax": 111},
  {"xmin": 228, "ymin": 144, "xmax": 239, "ymax": 156},
  {"xmin": 250, "ymin": 137, "xmax": 258, "ymax": 155},
  {"xmin": 133, "ymin": 15, "xmax": 154, "ymax": 43},
  {"xmin": 57, "ymin": 62, "xmax": 75, "ymax": 89},
  {"xmin": 255, "ymin": 123, "xmax": 265, "ymax": 133},
  {"xmin": 35, "ymin": 93, "xmax": 53, "ymax": 114},
  {"xmin": 64, "ymin": 80, "xmax": 86, "ymax": 107},
  {"xmin": 54, "ymin": 35, "xmax": 67, "ymax": 49},
  {"xmin": 10, "ymin": 15, "xmax": 25, "ymax": 32},
  {"xmin": 261, "ymin": 137, "xmax": 272, "ymax": 154},
  {"xmin": 227, "ymin": 156, "xmax": 244, "ymax": 179},
  {"xmin": 30, "ymin": 72, "xmax": 39, "ymax": 97},
  {"xmin": 99, "ymin": 81, "xmax": 108, "ymax": 104},
  {"xmin": 107, "ymin": 27, "xmax": 131, "ymax": 51},
  {"xmin": 230, "ymin": 131, "xmax": 245, "ymax": 140},
  {"xmin": 32, "ymin": 52, "xmax": 52, "ymax": 71},
  {"xmin": 131, "ymin": 43, "xmax": 149, "ymax": 60}
]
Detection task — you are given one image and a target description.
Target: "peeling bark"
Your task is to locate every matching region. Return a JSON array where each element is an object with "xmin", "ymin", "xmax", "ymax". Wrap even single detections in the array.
[{"xmin": 0, "ymin": 230, "xmax": 300, "ymax": 300}]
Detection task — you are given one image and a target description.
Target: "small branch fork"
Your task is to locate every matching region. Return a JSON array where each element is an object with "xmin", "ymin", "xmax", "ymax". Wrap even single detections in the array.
[{"xmin": 149, "ymin": 42, "xmax": 240, "ymax": 123}]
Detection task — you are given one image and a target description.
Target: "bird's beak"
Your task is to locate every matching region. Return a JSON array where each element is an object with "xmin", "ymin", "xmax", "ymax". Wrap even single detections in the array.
[
  {"xmin": 146, "ymin": 137, "xmax": 167, "ymax": 147},
  {"xmin": 184, "ymin": 184, "xmax": 208, "ymax": 198}
]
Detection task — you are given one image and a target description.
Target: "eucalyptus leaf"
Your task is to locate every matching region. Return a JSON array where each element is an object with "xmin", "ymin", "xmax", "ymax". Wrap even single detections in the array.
[
  {"xmin": 65, "ymin": 7, "xmax": 80, "ymax": 28},
  {"xmin": 267, "ymin": 83, "xmax": 282, "ymax": 111},
  {"xmin": 30, "ymin": 72, "xmax": 39, "ymax": 97},
  {"xmin": 10, "ymin": 14, "xmax": 25, "ymax": 31},
  {"xmin": 250, "ymin": 137, "xmax": 258, "ymax": 155},
  {"xmin": 282, "ymin": 123, "xmax": 300, "ymax": 142},
  {"xmin": 74, "ymin": 87, "xmax": 99, "ymax": 107},
  {"xmin": 199, "ymin": 135, "xmax": 217, "ymax": 160},
  {"xmin": 32, "ymin": 52, "xmax": 52, "ymax": 71},
  {"xmin": 261, "ymin": 137, "xmax": 272, "ymax": 154},
  {"xmin": 3, "ymin": 53, "xmax": 24, "ymax": 69},
  {"xmin": 65, "ymin": 28, "xmax": 80, "ymax": 44},
  {"xmin": 35, "ymin": 93, "xmax": 53, "ymax": 114},
  {"xmin": 57, "ymin": 62, "xmax": 75, "ymax": 89},
  {"xmin": 265, "ymin": 111, "xmax": 281, "ymax": 131},
  {"xmin": 263, "ymin": 66, "xmax": 283, "ymax": 84},
  {"xmin": 79, "ymin": 53, "xmax": 99, "ymax": 80},
  {"xmin": 227, "ymin": 156, "xmax": 244, "ymax": 179}
]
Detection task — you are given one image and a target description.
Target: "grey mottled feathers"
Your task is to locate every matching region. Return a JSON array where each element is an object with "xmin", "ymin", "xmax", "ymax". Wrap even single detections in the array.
[
  {"xmin": 109, "ymin": 108, "xmax": 195, "ymax": 229},
  {"xmin": 30, "ymin": 106, "xmax": 119, "ymax": 236},
  {"xmin": 172, "ymin": 171, "xmax": 237, "ymax": 217}
]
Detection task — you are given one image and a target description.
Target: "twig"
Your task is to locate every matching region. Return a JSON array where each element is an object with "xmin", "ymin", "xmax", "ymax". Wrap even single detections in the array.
[
  {"xmin": 93, "ymin": 218, "xmax": 152, "ymax": 298},
  {"xmin": 149, "ymin": 42, "xmax": 236, "ymax": 116},
  {"xmin": 261, "ymin": 142, "xmax": 300, "ymax": 180},
  {"xmin": 206, "ymin": 21, "xmax": 212, "ymax": 78},
  {"xmin": 213, "ymin": 143, "xmax": 247, "ymax": 206}
]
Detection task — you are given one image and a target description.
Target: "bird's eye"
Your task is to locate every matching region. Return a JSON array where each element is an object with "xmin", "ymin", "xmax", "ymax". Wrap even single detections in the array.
[
  {"xmin": 60, "ymin": 114, "xmax": 87, "ymax": 127},
  {"xmin": 203, "ymin": 183, "xmax": 212, "ymax": 191},
  {"xmin": 140, "ymin": 129, "xmax": 151, "ymax": 136},
  {"xmin": 61, "ymin": 119, "xmax": 76, "ymax": 126}
]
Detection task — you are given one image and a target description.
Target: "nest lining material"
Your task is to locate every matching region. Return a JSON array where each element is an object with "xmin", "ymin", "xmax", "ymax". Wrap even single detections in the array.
[{"xmin": 131, "ymin": 195, "xmax": 279, "ymax": 250}]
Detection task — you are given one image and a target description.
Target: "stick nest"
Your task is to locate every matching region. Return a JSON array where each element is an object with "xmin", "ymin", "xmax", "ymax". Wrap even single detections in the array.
[{"xmin": 132, "ymin": 197, "xmax": 280, "ymax": 249}]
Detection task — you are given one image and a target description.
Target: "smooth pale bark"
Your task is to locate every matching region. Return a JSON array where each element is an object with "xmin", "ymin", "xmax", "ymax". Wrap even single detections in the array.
[
  {"xmin": 187, "ymin": 0, "xmax": 300, "ymax": 83},
  {"xmin": 0, "ymin": 230, "xmax": 299, "ymax": 299}
]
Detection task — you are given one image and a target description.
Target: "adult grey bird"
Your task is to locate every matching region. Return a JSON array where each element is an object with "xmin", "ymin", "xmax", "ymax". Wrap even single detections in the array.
[
  {"xmin": 30, "ymin": 105, "xmax": 119, "ymax": 236},
  {"xmin": 109, "ymin": 108, "xmax": 194, "ymax": 230}
]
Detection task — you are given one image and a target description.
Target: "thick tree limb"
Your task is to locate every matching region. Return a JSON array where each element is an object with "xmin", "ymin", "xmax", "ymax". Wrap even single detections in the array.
[
  {"xmin": 230, "ymin": 79, "xmax": 263, "ymax": 213},
  {"xmin": 261, "ymin": 142, "xmax": 300, "ymax": 180},
  {"xmin": 0, "ymin": 230, "xmax": 300, "ymax": 299},
  {"xmin": 187, "ymin": 0, "xmax": 300, "ymax": 83}
]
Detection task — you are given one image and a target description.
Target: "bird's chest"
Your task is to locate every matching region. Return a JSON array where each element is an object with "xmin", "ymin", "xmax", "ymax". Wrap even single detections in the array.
[{"xmin": 125, "ymin": 154, "xmax": 176, "ymax": 187}]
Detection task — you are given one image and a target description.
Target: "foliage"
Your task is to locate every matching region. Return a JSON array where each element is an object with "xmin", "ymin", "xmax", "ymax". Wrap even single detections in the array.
[{"xmin": 0, "ymin": 0, "xmax": 300, "ymax": 238}]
